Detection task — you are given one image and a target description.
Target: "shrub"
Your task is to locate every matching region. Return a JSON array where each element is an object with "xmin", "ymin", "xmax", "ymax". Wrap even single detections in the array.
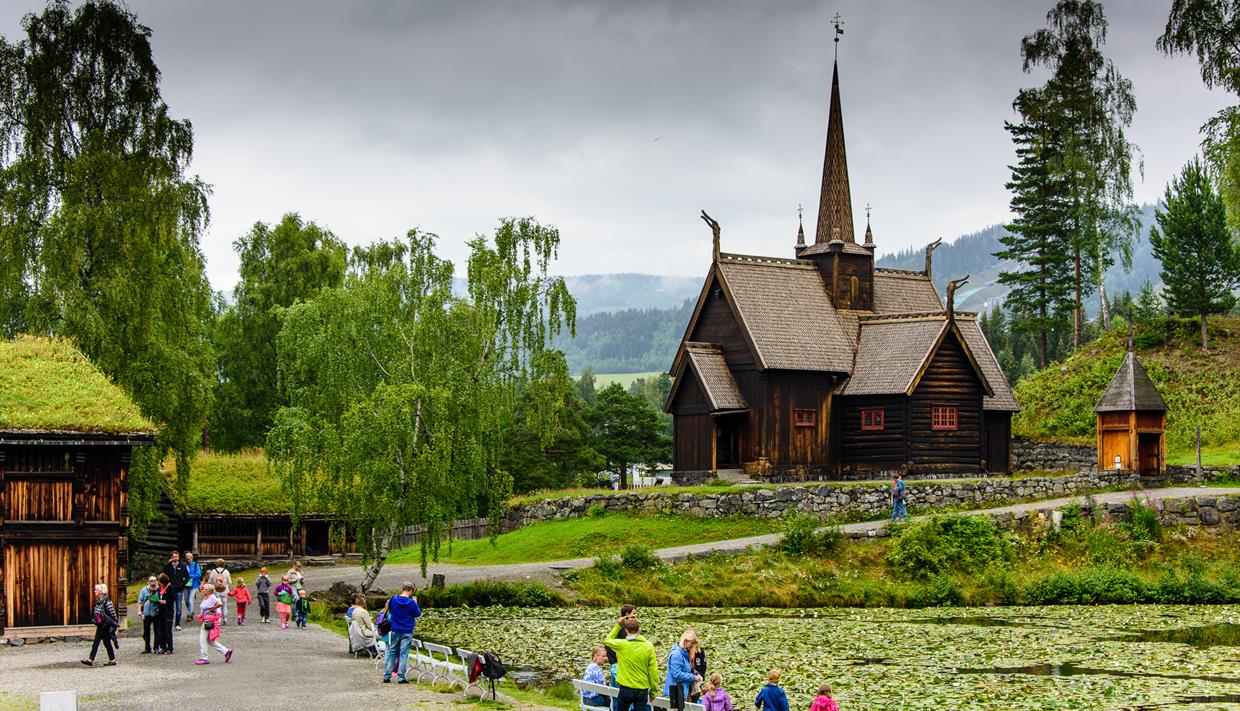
[
  {"xmin": 592, "ymin": 555, "xmax": 623, "ymax": 580},
  {"xmin": 587, "ymin": 503, "xmax": 606, "ymax": 518},
  {"xmin": 910, "ymin": 575, "xmax": 964, "ymax": 607},
  {"xmin": 1022, "ymin": 566, "xmax": 1147, "ymax": 605},
  {"xmin": 778, "ymin": 511, "xmax": 843, "ymax": 557},
  {"xmin": 618, "ymin": 544, "xmax": 662, "ymax": 570},
  {"xmin": 706, "ymin": 477, "xmax": 734, "ymax": 487},
  {"xmin": 1123, "ymin": 498, "xmax": 1164, "ymax": 542},
  {"xmin": 416, "ymin": 580, "xmax": 567, "ymax": 607},
  {"xmin": 885, "ymin": 515, "xmax": 1013, "ymax": 580}
]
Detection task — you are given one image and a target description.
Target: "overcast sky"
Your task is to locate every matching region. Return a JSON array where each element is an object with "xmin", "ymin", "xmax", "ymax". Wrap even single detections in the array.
[{"xmin": 1, "ymin": 0, "xmax": 1232, "ymax": 293}]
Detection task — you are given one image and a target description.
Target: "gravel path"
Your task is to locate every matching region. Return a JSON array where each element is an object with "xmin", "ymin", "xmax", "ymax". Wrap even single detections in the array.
[
  {"xmin": 306, "ymin": 486, "xmax": 1237, "ymax": 593},
  {"xmin": 0, "ymin": 612, "xmax": 552, "ymax": 710}
]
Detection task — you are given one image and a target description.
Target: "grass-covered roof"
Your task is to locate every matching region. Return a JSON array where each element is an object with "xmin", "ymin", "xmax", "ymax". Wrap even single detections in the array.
[
  {"xmin": 0, "ymin": 335, "xmax": 154, "ymax": 435},
  {"xmin": 164, "ymin": 450, "xmax": 288, "ymax": 515}
]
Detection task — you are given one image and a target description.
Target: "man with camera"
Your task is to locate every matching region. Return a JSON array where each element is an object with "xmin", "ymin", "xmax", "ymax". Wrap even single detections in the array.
[
  {"xmin": 603, "ymin": 608, "xmax": 659, "ymax": 711},
  {"xmin": 381, "ymin": 582, "xmax": 422, "ymax": 684}
]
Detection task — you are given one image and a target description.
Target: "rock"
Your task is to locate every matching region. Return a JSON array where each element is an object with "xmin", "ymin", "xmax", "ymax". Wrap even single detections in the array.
[{"xmin": 1199, "ymin": 507, "xmax": 1220, "ymax": 526}]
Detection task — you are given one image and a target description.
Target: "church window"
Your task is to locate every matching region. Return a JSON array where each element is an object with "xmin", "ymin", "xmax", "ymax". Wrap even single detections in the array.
[
  {"xmin": 850, "ymin": 276, "xmax": 859, "ymax": 304},
  {"xmin": 931, "ymin": 405, "xmax": 958, "ymax": 431},
  {"xmin": 861, "ymin": 407, "xmax": 884, "ymax": 431},
  {"xmin": 794, "ymin": 409, "xmax": 817, "ymax": 428}
]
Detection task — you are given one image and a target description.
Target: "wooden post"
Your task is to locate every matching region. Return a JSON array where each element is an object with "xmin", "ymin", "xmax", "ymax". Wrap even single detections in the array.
[
  {"xmin": 256, "ymin": 524, "xmax": 263, "ymax": 559},
  {"xmin": 1128, "ymin": 411, "xmax": 1138, "ymax": 474},
  {"xmin": 191, "ymin": 522, "xmax": 199, "ymax": 553}
]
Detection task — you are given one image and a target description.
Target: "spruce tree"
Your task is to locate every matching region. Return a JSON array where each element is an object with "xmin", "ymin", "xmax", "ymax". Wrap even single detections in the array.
[
  {"xmin": 1149, "ymin": 157, "xmax": 1240, "ymax": 350},
  {"xmin": 997, "ymin": 88, "xmax": 1075, "ymax": 369}
]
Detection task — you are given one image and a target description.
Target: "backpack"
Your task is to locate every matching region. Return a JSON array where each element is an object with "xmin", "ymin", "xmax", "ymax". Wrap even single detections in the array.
[
  {"xmin": 376, "ymin": 608, "xmax": 392, "ymax": 636},
  {"xmin": 481, "ymin": 651, "xmax": 506, "ymax": 680}
]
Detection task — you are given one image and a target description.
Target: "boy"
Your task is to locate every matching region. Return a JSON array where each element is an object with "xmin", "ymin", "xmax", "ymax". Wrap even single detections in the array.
[
  {"xmin": 294, "ymin": 588, "xmax": 311, "ymax": 629},
  {"xmin": 754, "ymin": 669, "xmax": 789, "ymax": 711},
  {"xmin": 137, "ymin": 576, "xmax": 159, "ymax": 654},
  {"xmin": 255, "ymin": 566, "xmax": 272, "ymax": 623}
]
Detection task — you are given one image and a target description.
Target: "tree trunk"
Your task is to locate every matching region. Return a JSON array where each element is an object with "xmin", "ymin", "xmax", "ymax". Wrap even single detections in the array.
[
  {"xmin": 1073, "ymin": 244, "xmax": 1082, "ymax": 350},
  {"xmin": 1201, "ymin": 311, "xmax": 1209, "ymax": 351},
  {"xmin": 1098, "ymin": 276, "xmax": 1110, "ymax": 331},
  {"xmin": 361, "ymin": 522, "xmax": 400, "ymax": 592},
  {"xmin": 619, "ymin": 463, "xmax": 629, "ymax": 490},
  {"xmin": 1038, "ymin": 297, "xmax": 1048, "ymax": 369}
]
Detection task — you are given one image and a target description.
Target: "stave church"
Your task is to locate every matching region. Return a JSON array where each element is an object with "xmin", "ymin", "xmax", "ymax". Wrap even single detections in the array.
[{"xmin": 664, "ymin": 57, "xmax": 1019, "ymax": 483}]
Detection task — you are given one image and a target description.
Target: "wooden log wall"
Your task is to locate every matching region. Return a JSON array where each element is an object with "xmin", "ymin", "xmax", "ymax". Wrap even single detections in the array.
[
  {"xmin": 907, "ymin": 334, "xmax": 984, "ymax": 472},
  {"xmin": 839, "ymin": 395, "xmax": 906, "ymax": 471},
  {"xmin": 759, "ymin": 371, "xmax": 834, "ymax": 468}
]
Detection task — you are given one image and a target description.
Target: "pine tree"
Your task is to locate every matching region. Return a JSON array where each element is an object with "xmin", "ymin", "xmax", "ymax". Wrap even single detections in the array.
[
  {"xmin": 1149, "ymin": 157, "xmax": 1240, "ymax": 350},
  {"xmin": 997, "ymin": 88, "xmax": 1076, "ymax": 369}
]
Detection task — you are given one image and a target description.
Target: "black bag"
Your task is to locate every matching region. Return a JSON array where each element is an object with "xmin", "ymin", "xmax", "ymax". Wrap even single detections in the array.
[
  {"xmin": 482, "ymin": 651, "xmax": 506, "ymax": 679},
  {"xmin": 377, "ymin": 614, "xmax": 392, "ymax": 636},
  {"xmin": 203, "ymin": 619, "xmax": 215, "ymax": 631},
  {"xmin": 669, "ymin": 684, "xmax": 686, "ymax": 711}
]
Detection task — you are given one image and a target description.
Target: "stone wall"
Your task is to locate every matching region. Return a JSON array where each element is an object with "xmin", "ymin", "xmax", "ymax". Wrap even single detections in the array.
[
  {"xmin": 1102, "ymin": 494, "xmax": 1240, "ymax": 527},
  {"xmin": 1012, "ymin": 438, "xmax": 1096, "ymax": 471},
  {"xmin": 507, "ymin": 468, "xmax": 1137, "ymax": 525}
]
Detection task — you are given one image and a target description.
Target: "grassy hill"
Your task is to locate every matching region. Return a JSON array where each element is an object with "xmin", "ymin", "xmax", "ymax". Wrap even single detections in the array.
[{"xmin": 1012, "ymin": 317, "xmax": 1240, "ymax": 463}]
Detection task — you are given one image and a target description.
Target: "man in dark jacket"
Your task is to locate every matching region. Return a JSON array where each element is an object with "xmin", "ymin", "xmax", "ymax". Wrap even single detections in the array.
[{"xmin": 162, "ymin": 550, "xmax": 189, "ymax": 631}]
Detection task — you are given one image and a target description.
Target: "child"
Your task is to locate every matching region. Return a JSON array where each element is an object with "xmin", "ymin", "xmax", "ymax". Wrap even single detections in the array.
[
  {"xmin": 581, "ymin": 647, "xmax": 609, "ymax": 707},
  {"xmin": 196, "ymin": 581, "xmax": 232, "ymax": 665},
  {"xmin": 229, "ymin": 577, "xmax": 253, "ymax": 625},
  {"xmin": 273, "ymin": 575, "xmax": 295, "ymax": 629},
  {"xmin": 255, "ymin": 567, "xmax": 272, "ymax": 623},
  {"xmin": 208, "ymin": 559, "xmax": 232, "ymax": 625},
  {"xmin": 700, "ymin": 673, "xmax": 733, "ymax": 711},
  {"xmin": 809, "ymin": 683, "xmax": 839, "ymax": 711},
  {"xmin": 137, "ymin": 576, "xmax": 159, "ymax": 654},
  {"xmin": 754, "ymin": 669, "xmax": 789, "ymax": 711},
  {"xmin": 294, "ymin": 588, "xmax": 311, "ymax": 629}
]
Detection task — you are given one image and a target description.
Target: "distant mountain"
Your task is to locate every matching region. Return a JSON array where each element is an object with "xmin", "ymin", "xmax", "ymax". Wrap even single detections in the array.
[
  {"xmin": 553, "ymin": 206, "xmax": 1167, "ymax": 374},
  {"xmin": 876, "ymin": 204, "xmax": 1162, "ymax": 315}
]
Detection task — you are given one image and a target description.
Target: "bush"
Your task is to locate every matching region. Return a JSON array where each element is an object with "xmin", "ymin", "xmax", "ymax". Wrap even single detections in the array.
[
  {"xmin": 592, "ymin": 555, "xmax": 623, "ymax": 580},
  {"xmin": 885, "ymin": 515, "xmax": 1013, "ymax": 580},
  {"xmin": 416, "ymin": 580, "xmax": 567, "ymax": 607},
  {"xmin": 706, "ymin": 477, "xmax": 734, "ymax": 487},
  {"xmin": 778, "ymin": 511, "xmax": 843, "ymax": 557},
  {"xmin": 910, "ymin": 575, "xmax": 964, "ymax": 607},
  {"xmin": 618, "ymin": 544, "xmax": 663, "ymax": 570},
  {"xmin": 1123, "ymin": 498, "xmax": 1164, "ymax": 542},
  {"xmin": 1022, "ymin": 566, "xmax": 1147, "ymax": 605},
  {"xmin": 587, "ymin": 503, "xmax": 606, "ymax": 518}
]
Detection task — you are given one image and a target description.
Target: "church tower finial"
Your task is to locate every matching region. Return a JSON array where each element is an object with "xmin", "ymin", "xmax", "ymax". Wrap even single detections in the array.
[
  {"xmin": 863, "ymin": 202, "xmax": 873, "ymax": 246},
  {"xmin": 796, "ymin": 203, "xmax": 805, "ymax": 248},
  {"xmin": 815, "ymin": 39, "xmax": 854, "ymax": 245}
]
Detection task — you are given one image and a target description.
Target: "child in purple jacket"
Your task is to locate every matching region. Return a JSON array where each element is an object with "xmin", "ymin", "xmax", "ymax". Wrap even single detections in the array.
[{"xmin": 700, "ymin": 673, "xmax": 733, "ymax": 711}]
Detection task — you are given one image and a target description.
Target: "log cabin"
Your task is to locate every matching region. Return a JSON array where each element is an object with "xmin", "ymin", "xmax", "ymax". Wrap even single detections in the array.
[
  {"xmin": 0, "ymin": 336, "xmax": 155, "ymax": 639},
  {"xmin": 664, "ymin": 61, "xmax": 1019, "ymax": 482}
]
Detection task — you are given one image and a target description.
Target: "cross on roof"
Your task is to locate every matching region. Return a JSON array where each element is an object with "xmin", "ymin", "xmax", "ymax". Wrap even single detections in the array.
[{"xmin": 832, "ymin": 12, "xmax": 844, "ymax": 59}]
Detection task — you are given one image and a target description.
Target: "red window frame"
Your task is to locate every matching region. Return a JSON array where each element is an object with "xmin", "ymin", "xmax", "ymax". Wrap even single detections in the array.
[
  {"xmin": 931, "ymin": 405, "xmax": 958, "ymax": 431},
  {"xmin": 861, "ymin": 407, "xmax": 884, "ymax": 431},
  {"xmin": 794, "ymin": 409, "xmax": 817, "ymax": 428}
]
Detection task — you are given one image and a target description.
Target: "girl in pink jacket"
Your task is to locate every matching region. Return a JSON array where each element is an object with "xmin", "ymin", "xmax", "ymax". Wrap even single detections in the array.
[{"xmin": 809, "ymin": 683, "xmax": 839, "ymax": 711}]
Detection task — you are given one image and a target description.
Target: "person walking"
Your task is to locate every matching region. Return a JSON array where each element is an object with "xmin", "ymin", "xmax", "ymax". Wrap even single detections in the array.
[
  {"xmin": 196, "ymin": 581, "xmax": 232, "ymax": 665},
  {"xmin": 162, "ymin": 550, "xmax": 189, "ymax": 631},
  {"xmin": 287, "ymin": 560, "xmax": 305, "ymax": 594},
  {"xmin": 381, "ymin": 582, "xmax": 422, "ymax": 684},
  {"xmin": 255, "ymin": 566, "xmax": 272, "ymax": 623},
  {"xmin": 208, "ymin": 559, "xmax": 232, "ymax": 624},
  {"xmin": 154, "ymin": 573, "xmax": 174, "ymax": 654},
  {"xmin": 664, "ymin": 630, "xmax": 701, "ymax": 708},
  {"xmin": 183, "ymin": 551, "xmax": 202, "ymax": 622},
  {"xmin": 137, "ymin": 576, "xmax": 159, "ymax": 654},
  {"xmin": 603, "ymin": 615, "xmax": 660, "ymax": 711},
  {"xmin": 81, "ymin": 583, "xmax": 119, "ymax": 666},
  {"xmin": 891, "ymin": 473, "xmax": 908, "ymax": 521}
]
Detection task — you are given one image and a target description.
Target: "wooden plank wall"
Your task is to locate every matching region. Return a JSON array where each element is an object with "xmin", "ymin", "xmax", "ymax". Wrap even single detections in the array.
[
  {"xmin": 908, "ymin": 335, "xmax": 984, "ymax": 472},
  {"xmin": 839, "ymin": 395, "xmax": 906, "ymax": 471},
  {"xmin": 760, "ymin": 372, "xmax": 834, "ymax": 467}
]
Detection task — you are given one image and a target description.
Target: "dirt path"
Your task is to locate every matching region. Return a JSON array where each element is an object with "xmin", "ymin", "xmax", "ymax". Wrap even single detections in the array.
[
  {"xmin": 0, "ymin": 612, "xmax": 553, "ymax": 710},
  {"xmin": 306, "ymin": 486, "xmax": 1237, "ymax": 593}
]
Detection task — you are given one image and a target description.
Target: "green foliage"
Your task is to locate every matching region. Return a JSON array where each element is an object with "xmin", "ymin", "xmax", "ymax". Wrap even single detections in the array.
[
  {"xmin": 416, "ymin": 580, "xmax": 567, "ymax": 608},
  {"xmin": 0, "ymin": 0, "xmax": 216, "ymax": 536},
  {"xmin": 618, "ymin": 543, "xmax": 662, "ymax": 570},
  {"xmin": 506, "ymin": 351, "xmax": 601, "ymax": 493},
  {"xmin": 557, "ymin": 299, "xmax": 693, "ymax": 374},
  {"xmin": 885, "ymin": 515, "xmax": 1014, "ymax": 580},
  {"xmin": 268, "ymin": 218, "xmax": 575, "ymax": 587},
  {"xmin": 587, "ymin": 503, "xmax": 606, "ymax": 517},
  {"xmin": 778, "ymin": 511, "xmax": 843, "ymax": 558},
  {"xmin": 627, "ymin": 372, "xmax": 673, "ymax": 437},
  {"xmin": 0, "ymin": 336, "xmax": 153, "ymax": 433},
  {"xmin": 210, "ymin": 213, "xmax": 347, "ymax": 451},
  {"xmin": 1123, "ymin": 498, "xmax": 1164, "ymax": 543},
  {"xmin": 587, "ymin": 383, "xmax": 670, "ymax": 488},
  {"xmin": 705, "ymin": 477, "xmax": 735, "ymax": 488},
  {"xmin": 909, "ymin": 575, "xmax": 964, "ymax": 607},
  {"xmin": 1149, "ymin": 157, "xmax": 1240, "ymax": 349}
]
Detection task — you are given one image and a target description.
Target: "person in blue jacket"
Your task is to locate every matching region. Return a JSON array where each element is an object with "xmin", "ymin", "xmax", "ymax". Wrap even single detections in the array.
[
  {"xmin": 381, "ymin": 582, "xmax": 422, "ymax": 684},
  {"xmin": 754, "ymin": 668, "xmax": 789, "ymax": 711},
  {"xmin": 664, "ymin": 630, "xmax": 702, "ymax": 703}
]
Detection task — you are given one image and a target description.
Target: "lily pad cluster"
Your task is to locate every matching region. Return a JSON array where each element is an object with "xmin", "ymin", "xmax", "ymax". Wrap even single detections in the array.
[{"xmin": 416, "ymin": 604, "xmax": 1240, "ymax": 709}]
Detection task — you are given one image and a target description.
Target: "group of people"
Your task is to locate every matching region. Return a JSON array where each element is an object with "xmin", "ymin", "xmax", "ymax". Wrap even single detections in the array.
[
  {"xmin": 584, "ymin": 605, "xmax": 840, "ymax": 711},
  {"xmin": 341, "ymin": 581, "xmax": 423, "ymax": 684},
  {"xmin": 81, "ymin": 551, "xmax": 315, "ymax": 667}
]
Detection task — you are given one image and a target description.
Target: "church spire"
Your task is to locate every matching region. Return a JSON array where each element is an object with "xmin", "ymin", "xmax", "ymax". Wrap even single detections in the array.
[
  {"xmin": 815, "ymin": 60, "xmax": 855, "ymax": 245},
  {"xmin": 795, "ymin": 203, "xmax": 806, "ymax": 248}
]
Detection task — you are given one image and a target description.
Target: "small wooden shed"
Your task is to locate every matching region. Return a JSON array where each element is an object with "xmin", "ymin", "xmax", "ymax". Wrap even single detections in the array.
[
  {"xmin": 0, "ymin": 336, "xmax": 155, "ymax": 639},
  {"xmin": 1094, "ymin": 350, "xmax": 1167, "ymax": 476}
]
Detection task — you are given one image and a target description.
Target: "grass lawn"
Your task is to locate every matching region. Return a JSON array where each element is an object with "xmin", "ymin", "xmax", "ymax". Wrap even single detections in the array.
[
  {"xmin": 592, "ymin": 371, "xmax": 661, "ymax": 389},
  {"xmin": 386, "ymin": 513, "xmax": 782, "ymax": 566},
  {"xmin": 1167, "ymin": 441, "xmax": 1240, "ymax": 466}
]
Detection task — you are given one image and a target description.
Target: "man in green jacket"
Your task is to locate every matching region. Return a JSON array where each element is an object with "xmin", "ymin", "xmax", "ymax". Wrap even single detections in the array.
[{"xmin": 603, "ymin": 616, "xmax": 660, "ymax": 711}]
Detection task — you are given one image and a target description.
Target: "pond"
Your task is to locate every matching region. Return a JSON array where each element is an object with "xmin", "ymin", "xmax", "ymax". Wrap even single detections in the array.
[{"xmin": 415, "ymin": 605, "xmax": 1240, "ymax": 710}]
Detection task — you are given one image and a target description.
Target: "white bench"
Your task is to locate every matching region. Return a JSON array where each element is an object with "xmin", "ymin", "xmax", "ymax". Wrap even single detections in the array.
[
  {"xmin": 572, "ymin": 680, "xmax": 619, "ymax": 711},
  {"xmin": 652, "ymin": 696, "xmax": 706, "ymax": 711},
  {"xmin": 423, "ymin": 641, "xmax": 467, "ymax": 688},
  {"xmin": 454, "ymin": 647, "xmax": 486, "ymax": 696},
  {"xmin": 409, "ymin": 638, "xmax": 435, "ymax": 681}
]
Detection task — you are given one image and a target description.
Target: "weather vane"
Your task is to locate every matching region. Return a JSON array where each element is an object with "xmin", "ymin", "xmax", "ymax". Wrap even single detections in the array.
[
  {"xmin": 865, "ymin": 202, "xmax": 871, "ymax": 224},
  {"xmin": 797, "ymin": 203, "xmax": 804, "ymax": 225},
  {"xmin": 832, "ymin": 12, "xmax": 844, "ymax": 60}
]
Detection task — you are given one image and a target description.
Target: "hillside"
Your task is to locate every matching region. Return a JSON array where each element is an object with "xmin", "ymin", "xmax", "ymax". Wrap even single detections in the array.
[
  {"xmin": 555, "ymin": 298, "xmax": 694, "ymax": 374},
  {"xmin": 1012, "ymin": 317, "xmax": 1240, "ymax": 460}
]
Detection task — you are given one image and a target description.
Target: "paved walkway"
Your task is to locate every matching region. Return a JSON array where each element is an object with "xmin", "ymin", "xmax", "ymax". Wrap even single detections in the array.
[
  {"xmin": 306, "ymin": 486, "xmax": 1237, "ymax": 593},
  {"xmin": 0, "ymin": 611, "xmax": 552, "ymax": 710}
]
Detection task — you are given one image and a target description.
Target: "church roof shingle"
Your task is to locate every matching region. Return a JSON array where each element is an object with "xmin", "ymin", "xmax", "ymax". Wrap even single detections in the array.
[{"xmin": 684, "ymin": 343, "xmax": 748, "ymax": 412}]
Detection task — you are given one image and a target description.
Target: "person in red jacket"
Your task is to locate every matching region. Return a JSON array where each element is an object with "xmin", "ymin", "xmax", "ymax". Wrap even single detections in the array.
[{"xmin": 228, "ymin": 578, "xmax": 254, "ymax": 625}]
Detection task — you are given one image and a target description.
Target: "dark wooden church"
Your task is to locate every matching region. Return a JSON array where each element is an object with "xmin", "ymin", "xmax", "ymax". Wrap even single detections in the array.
[{"xmin": 664, "ymin": 61, "xmax": 1019, "ymax": 482}]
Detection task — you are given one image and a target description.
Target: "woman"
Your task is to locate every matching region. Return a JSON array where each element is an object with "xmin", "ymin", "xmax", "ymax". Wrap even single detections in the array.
[
  {"xmin": 689, "ymin": 637, "xmax": 707, "ymax": 701},
  {"xmin": 81, "ymin": 583, "xmax": 119, "ymax": 666},
  {"xmin": 348, "ymin": 593, "xmax": 378, "ymax": 657},
  {"xmin": 664, "ymin": 629, "xmax": 701, "ymax": 708},
  {"xmin": 287, "ymin": 560, "xmax": 305, "ymax": 594},
  {"xmin": 891, "ymin": 473, "xmax": 908, "ymax": 521},
  {"xmin": 183, "ymin": 551, "xmax": 202, "ymax": 622}
]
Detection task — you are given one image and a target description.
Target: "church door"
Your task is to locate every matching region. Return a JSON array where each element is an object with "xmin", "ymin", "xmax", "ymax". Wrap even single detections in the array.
[{"xmin": 715, "ymin": 415, "xmax": 742, "ymax": 469}]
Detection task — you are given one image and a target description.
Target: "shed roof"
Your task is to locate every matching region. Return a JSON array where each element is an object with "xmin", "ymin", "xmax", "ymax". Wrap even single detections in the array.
[
  {"xmin": 716, "ymin": 253, "xmax": 854, "ymax": 372},
  {"xmin": 0, "ymin": 336, "xmax": 155, "ymax": 436},
  {"xmin": 1094, "ymin": 352, "xmax": 1168, "ymax": 412},
  {"xmin": 684, "ymin": 344, "xmax": 748, "ymax": 411}
]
